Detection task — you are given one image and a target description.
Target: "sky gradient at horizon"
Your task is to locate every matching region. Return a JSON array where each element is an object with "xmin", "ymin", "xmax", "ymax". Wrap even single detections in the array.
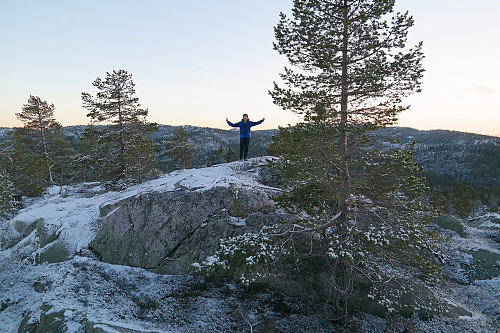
[{"xmin": 1, "ymin": 0, "xmax": 499, "ymax": 136}]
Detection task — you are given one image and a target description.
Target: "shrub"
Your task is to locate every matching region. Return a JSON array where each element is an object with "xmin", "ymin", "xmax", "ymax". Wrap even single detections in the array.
[{"xmin": 436, "ymin": 216, "xmax": 465, "ymax": 237}]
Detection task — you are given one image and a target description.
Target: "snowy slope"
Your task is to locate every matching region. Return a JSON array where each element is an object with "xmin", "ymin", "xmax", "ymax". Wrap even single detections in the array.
[
  {"xmin": 1, "ymin": 158, "xmax": 275, "ymax": 262},
  {"xmin": 0, "ymin": 158, "xmax": 278, "ymax": 332},
  {"xmin": 0, "ymin": 158, "xmax": 499, "ymax": 332}
]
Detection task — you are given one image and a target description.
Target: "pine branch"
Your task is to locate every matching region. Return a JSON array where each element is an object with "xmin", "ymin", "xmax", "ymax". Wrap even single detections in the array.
[{"xmin": 271, "ymin": 212, "xmax": 343, "ymax": 238}]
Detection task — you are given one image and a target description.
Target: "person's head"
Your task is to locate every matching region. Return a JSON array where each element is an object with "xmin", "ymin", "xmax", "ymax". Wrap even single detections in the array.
[{"xmin": 242, "ymin": 113, "xmax": 249, "ymax": 122}]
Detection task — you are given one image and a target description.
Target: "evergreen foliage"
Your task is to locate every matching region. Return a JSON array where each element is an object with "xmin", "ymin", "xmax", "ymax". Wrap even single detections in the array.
[
  {"xmin": 1, "ymin": 96, "xmax": 78, "ymax": 196},
  {"xmin": 74, "ymin": 126, "xmax": 110, "ymax": 182},
  {"xmin": 164, "ymin": 127, "xmax": 196, "ymax": 170},
  {"xmin": 429, "ymin": 186, "xmax": 447, "ymax": 214},
  {"xmin": 0, "ymin": 171, "xmax": 18, "ymax": 218},
  {"xmin": 16, "ymin": 95, "xmax": 60, "ymax": 184},
  {"xmin": 204, "ymin": 0, "xmax": 441, "ymax": 319},
  {"xmin": 453, "ymin": 180, "xmax": 471, "ymax": 219},
  {"xmin": 47, "ymin": 123, "xmax": 77, "ymax": 186},
  {"xmin": 217, "ymin": 144, "xmax": 225, "ymax": 164},
  {"xmin": 435, "ymin": 216, "xmax": 465, "ymax": 237},
  {"xmin": 81, "ymin": 70, "xmax": 158, "ymax": 181},
  {"xmin": 489, "ymin": 194, "xmax": 498, "ymax": 213},
  {"xmin": 228, "ymin": 183, "xmax": 246, "ymax": 218},
  {"xmin": 0, "ymin": 128, "xmax": 49, "ymax": 197},
  {"xmin": 126, "ymin": 134, "xmax": 160, "ymax": 182},
  {"xmin": 225, "ymin": 145, "xmax": 236, "ymax": 163}
]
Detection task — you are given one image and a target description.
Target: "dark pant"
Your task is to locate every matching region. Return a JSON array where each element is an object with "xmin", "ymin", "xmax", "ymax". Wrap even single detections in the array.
[{"xmin": 239, "ymin": 137, "xmax": 250, "ymax": 160}]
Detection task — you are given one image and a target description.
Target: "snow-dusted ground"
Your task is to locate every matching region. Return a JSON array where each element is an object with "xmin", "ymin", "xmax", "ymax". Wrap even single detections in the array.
[
  {"xmin": 0, "ymin": 158, "xmax": 499, "ymax": 332},
  {"xmin": 433, "ymin": 213, "xmax": 500, "ymax": 331},
  {"xmin": 1, "ymin": 158, "xmax": 275, "ymax": 263},
  {"xmin": 0, "ymin": 158, "xmax": 280, "ymax": 332},
  {"xmin": 0, "ymin": 256, "xmax": 193, "ymax": 332}
]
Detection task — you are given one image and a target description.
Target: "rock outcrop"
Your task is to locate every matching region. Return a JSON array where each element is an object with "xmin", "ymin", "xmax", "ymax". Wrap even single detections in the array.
[
  {"xmin": 0, "ymin": 158, "xmax": 289, "ymax": 271},
  {"xmin": 90, "ymin": 186, "xmax": 291, "ymax": 274}
]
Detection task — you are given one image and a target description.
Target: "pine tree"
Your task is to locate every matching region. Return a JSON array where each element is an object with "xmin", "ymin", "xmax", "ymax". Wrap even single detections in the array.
[
  {"xmin": 454, "ymin": 180, "xmax": 471, "ymax": 218},
  {"xmin": 16, "ymin": 95, "xmax": 59, "ymax": 183},
  {"xmin": 217, "ymin": 143, "xmax": 225, "ymax": 164},
  {"xmin": 47, "ymin": 124, "xmax": 76, "ymax": 185},
  {"xmin": 225, "ymin": 145, "xmax": 236, "ymax": 163},
  {"xmin": 0, "ymin": 128, "xmax": 48, "ymax": 197},
  {"xmin": 164, "ymin": 127, "xmax": 196, "ymax": 170},
  {"xmin": 82, "ymin": 69, "xmax": 158, "ymax": 180},
  {"xmin": 74, "ymin": 125, "xmax": 114, "ymax": 182},
  {"xmin": 270, "ymin": 0, "xmax": 424, "ymax": 226},
  {"xmin": 204, "ymin": 0, "xmax": 440, "ymax": 318},
  {"xmin": 126, "ymin": 134, "xmax": 160, "ymax": 182}
]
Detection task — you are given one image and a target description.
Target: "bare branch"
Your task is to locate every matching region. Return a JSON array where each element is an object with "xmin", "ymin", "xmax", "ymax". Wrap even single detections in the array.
[{"xmin": 271, "ymin": 212, "xmax": 342, "ymax": 238}]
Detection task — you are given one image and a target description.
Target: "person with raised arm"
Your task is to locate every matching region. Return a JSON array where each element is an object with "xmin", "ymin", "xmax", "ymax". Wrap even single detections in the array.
[{"xmin": 226, "ymin": 113, "xmax": 265, "ymax": 161}]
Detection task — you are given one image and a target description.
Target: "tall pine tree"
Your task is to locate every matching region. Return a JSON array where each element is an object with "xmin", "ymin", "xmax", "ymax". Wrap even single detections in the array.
[
  {"xmin": 16, "ymin": 95, "xmax": 59, "ymax": 183},
  {"xmin": 82, "ymin": 70, "xmax": 158, "ymax": 181},
  {"xmin": 270, "ymin": 0, "xmax": 424, "ymax": 227},
  {"xmin": 204, "ymin": 0, "xmax": 440, "ymax": 318}
]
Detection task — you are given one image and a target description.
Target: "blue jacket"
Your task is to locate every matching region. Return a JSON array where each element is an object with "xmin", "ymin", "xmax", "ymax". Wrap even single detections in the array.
[{"xmin": 227, "ymin": 119, "xmax": 263, "ymax": 138}]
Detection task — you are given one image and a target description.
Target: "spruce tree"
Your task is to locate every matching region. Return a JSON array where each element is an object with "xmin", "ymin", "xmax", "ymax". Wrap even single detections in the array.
[
  {"xmin": 82, "ymin": 70, "xmax": 158, "ymax": 181},
  {"xmin": 204, "ymin": 0, "xmax": 440, "ymax": 318}
]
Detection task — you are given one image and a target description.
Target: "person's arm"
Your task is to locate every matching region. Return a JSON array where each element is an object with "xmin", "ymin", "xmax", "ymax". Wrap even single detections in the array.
[
  {"xmin": 226, "ymin": 117, "xmax": 239, "ymax": 127},
  {"xmin": 250, "ymin": 117, "xmax": 265, "ymax": 127}
]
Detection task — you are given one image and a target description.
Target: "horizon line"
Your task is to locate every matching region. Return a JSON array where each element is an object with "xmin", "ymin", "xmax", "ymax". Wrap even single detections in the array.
[{"xmin": 0, "ymin": 124, "xmax": 498, "ymax": 138}]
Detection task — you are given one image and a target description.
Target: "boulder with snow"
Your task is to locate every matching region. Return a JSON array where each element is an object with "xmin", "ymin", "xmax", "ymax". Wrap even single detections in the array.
[
  {"xmin": 0, "ymin": 158, "xmax": 291, "ymax": 273},
  {"xmin": 90, "ymin": 185, "xmax": 290, "ymax": 274}
]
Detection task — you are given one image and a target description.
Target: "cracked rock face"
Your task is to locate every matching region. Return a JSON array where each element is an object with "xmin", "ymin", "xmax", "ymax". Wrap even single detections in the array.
[{"xmin": 90, "ymin": 186, "xmax": 288, "ymax": 274}]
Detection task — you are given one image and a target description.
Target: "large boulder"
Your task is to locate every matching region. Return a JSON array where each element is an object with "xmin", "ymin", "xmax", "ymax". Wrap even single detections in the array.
[
  {"xmin": 0, "ymin": 219, "xmax": 37, "ymax": 250},
  {"xmin": 90, "ymin": 186, "xmax": 291, "ymax": 274}
]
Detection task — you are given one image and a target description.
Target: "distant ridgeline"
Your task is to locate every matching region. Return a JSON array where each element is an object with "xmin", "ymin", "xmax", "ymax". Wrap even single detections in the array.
[
  {"xmin": 0, "ymin": 125, "xmax": 498, "ymax": 189},
  {"xmin": 378, "ymin": 127, "xmax": 500, "ymax": 189}
]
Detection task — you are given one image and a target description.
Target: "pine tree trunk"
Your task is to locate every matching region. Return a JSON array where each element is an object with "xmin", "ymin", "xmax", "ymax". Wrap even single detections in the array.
[
  {"xmin": 338, "ymin": 0, "xmax": 351, "ymax": 227},
  {"xmin": 38, "ymin": 112, "xmax": 53, "ymax": 184},
  {"xmin": 118, "ymin": 99, "xmax": 126, "ymax": 177}
]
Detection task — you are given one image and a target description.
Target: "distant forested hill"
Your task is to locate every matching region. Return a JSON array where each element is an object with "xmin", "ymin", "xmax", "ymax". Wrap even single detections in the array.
[
  {"xmin": 1, "ymin": 125, "xmax": 498, "ymax": 188},
  {"xmin": 379, "ymin": 127, "xmax": 500, "ymax": 188}
]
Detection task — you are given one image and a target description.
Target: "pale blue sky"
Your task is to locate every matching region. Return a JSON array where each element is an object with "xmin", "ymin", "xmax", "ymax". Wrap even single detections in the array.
[{"xmin": 1, "ymin": 0, "xmax": 499, "ymax": 136}]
